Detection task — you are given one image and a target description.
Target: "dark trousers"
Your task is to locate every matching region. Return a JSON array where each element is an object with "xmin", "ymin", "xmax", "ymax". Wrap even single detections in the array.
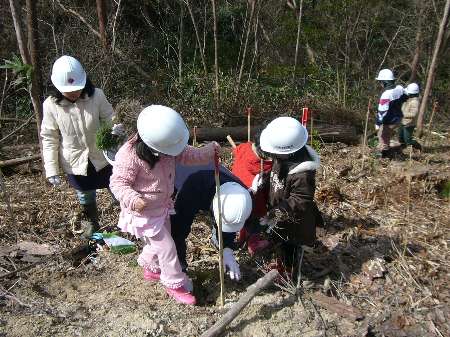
[{"xmin": 398, "ymin": 125, "xmax": 421, "ymax": 148}]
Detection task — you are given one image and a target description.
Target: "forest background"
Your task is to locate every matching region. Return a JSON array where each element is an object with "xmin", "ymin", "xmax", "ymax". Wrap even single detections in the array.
[{"xmin": 0, "ymin": 0, "xmax": 449, "ymax": 145}]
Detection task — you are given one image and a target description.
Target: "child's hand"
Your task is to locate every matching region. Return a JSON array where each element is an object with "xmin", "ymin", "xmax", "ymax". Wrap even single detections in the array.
[
  {"xmin": 133, "ymin": 197, "xmax": 146, "ymax": 212},
  {"xmin": 211, "ymin": 141, "xmax": 221, "ymax": 156}
]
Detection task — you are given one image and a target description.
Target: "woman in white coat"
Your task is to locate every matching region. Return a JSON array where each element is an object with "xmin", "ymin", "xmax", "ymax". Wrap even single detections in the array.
[{"xmin": 40, "ymin": 55, "xmax": 116, "ymax": 237}]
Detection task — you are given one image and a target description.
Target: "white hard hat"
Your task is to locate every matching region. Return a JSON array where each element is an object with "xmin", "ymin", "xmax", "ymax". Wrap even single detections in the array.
[
  {"xmin": 137, "ymin": 105, "xmax": 189, "ymax": 156},
  {"xmin": 405, "ymin": 83, "xmax": 419, "ymax": 95},
  {"xmin": 376, "ymin": 69, "xmax": 395, "ymax": 81},
  {"xmin": 259, "ymin": 117, "xmax": 308, "ymax": 154},
  {"xmin": 51, "ymin": 55, "xmax": 86, "ymax": 92},
  {"xmin": 212, "ymin": 182, "xmax": 252, "ymax": 233}
]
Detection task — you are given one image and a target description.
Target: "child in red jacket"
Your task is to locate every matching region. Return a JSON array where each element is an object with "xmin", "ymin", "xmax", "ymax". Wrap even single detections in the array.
[{"xmin": 231, "ymin": 132, "xmax": 272, "ymax": 255}]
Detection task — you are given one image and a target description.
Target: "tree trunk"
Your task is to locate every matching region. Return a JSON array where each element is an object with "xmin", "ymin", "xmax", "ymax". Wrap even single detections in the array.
[
  {"xmin": 293, "ymin": 0, "xmax": 304, "ymax": 78},
  {"xmin": 409, "ymin": 1, "xmax": 424, "ymax": 82},
  {"xmin": 9, "ymin": 0, "xmax": 44, "ymax": 171},
  {"xmin": 189, "ymin": 124, "xmax": 359, "ymax": 144},
  {"xmin": 96, "ymin": 0, "xmax": 108, "ymax": 49},
  {"xmin": 211, "ymin": 0, "xmax": 219, "ymax": 109},
  {"xmin": 417, "ymin": 0, "xmax": 450, "ymax": 137},
  {"xmin": 8, "ymin": 0, "xmax": 30, "ymax": 64},
  {"xmin": 26, "ymin": 0, "xmax": 44, "ymax": 164}
]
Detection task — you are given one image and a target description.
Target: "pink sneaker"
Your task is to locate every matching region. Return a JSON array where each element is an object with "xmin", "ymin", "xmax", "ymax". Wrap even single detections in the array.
[
  {"xmin": 247, "ymin": 233, "xmax": 270, "ymax": 256},
  {"xmin": 143, "ymin": 269, "xmax": 161, "ymax": 282},
  {"xmin": 165, "ymin": 286, "xmax": 196, "ymax": 305}
]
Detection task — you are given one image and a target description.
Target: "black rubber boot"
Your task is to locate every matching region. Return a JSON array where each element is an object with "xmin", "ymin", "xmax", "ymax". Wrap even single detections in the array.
[{"xmin": 81, "ymin": 203, "xmax": 100, "ymax": 239}]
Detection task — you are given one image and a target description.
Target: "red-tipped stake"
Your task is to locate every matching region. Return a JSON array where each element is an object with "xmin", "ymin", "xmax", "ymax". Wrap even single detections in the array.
[
  {"xmin": 214, "ymin": 150, "xmax": 226, "ymax": 307},
  {"xmin": 301, "ymin": 107, "xmax": 309, "ymax": 126}
]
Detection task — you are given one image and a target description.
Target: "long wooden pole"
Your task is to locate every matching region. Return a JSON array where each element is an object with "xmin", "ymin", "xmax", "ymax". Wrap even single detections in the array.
[{"xmin": 214, "ymin": 150, "xmax": 225, "ymax": 307}]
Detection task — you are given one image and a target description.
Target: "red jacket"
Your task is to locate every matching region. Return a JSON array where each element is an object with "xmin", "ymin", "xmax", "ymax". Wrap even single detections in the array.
[{"xmin": 231, "ymin": 142, "xmax": 272, "ymax": 217}]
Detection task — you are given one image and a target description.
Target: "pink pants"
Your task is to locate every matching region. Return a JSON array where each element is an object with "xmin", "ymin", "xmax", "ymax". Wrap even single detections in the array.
[{"xmin": 137, "ymin": 218, "xmax": 187, "ymax": 289}]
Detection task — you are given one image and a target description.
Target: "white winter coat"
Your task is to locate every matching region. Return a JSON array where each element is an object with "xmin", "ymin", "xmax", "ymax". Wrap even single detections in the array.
[{"xmin": 40, "ymin": 88, "xmax": 114, "ymax": 178}]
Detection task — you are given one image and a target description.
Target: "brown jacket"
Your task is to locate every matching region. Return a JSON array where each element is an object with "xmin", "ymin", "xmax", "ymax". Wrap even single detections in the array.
[
  {"xmin": 266, "ymin": 145, "xmax": 322, "ymax": 246},
  {"xmin": 401, "ymin": 96, "xmax": 419, "ymax": 126}
]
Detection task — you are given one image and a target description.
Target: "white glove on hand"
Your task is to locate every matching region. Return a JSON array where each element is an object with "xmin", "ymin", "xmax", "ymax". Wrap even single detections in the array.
[
  {"xmin": 249, "ymin": 174, "xmax": 262, "ymax": 193},
  {"xmin": 48, "ymin": 176, "xmax": 61, "ymax": 187},
  {"xmin": 223, "ymin": 248, "xmax": 241, "ymax": 281},
  {"xmin": 375, "ymin": 124, "xmax": 380, "ymax": 130},
  {"xmin": 259, "ymin": 216, "xmax": 277, "ymax": 234},
  {"xmin": 111, "ymin": 123, "xmax": 126, "ymax": 136}
]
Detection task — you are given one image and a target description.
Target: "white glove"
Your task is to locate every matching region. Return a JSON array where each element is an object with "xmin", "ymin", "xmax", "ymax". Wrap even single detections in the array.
[
  {"xmin": 259, "ymin": 216, "xmax": 277, "ymax": 234},
  {"xmin": 223, "ymin": 248, "xmax": 241, "ymax": 281},
  {"xmin": 249, "ymin": 174, "xmax": 262, "ymax": 193},
  {"xmin": 48, "ymin": 176, "xmax": 61, "ymax": 187},
  {"xmin": 375, "ymin": 124, "xmax": 380, "ymax": 130},
  {"xmin": 111, "ymin": 123, "xmax": 125, "ymax": 136}
]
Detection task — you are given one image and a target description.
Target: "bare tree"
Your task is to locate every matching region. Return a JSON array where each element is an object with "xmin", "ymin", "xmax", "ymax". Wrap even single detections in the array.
[
  {"xmin": 25, "ymin": 0, "xmax": 44, "ymax": 158},
  {"xmin": 9, "ymin": 0, "xmax": 44, "ymax": 169},
  {"xmin": 55, "ymin": 0, "xmax": 151, "ymax": 81},
  {"xmin": 9, "ymin": 0, "xmax": 30, "ymax": 64},
  {"xmin": 235, "ymin": 0, "xmax": 256, "ymax": 101},
  {"xmin": 96, "ymin": 0, "xmax": 108, "ymax": 49},
  {"xmin": 409, "ymin": 1, "xmax": 425, "ymax": 82},
  {"xmin": 417, "ymin": 0, "xmax": 450, "ymax": 136},
  {"xmin": 185, "ymin": 0, "xmax": 208, "ymax": 76},
  {"xmin": 211, "ymin": 0, "xmax": 219, "ymax": 108},
  {"xmin": 178, "ymin": 1, "xmax": 184, "ymax": 82},
  {"xmin": 293, "ymin": 0, "xmax": 304, "ymax": 78}
]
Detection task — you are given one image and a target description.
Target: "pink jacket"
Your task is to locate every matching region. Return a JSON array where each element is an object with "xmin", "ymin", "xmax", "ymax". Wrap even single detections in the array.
[{"xmin": 110, "ymin": 137, "xmax": 217, "ymax": 237}]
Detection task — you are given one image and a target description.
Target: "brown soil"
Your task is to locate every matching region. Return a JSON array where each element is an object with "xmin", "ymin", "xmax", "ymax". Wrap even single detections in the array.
[{"xmin": 1, "ymin": 134, "xmax": 449, "ymax": 337}]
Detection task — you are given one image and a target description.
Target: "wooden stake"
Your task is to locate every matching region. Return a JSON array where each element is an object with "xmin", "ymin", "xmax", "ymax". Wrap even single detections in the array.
[
  {"xmin": 424, "ymin": 101, "xmax": 438, "ymax": 148},
  {"xmin": 361, "ymin": 98, "xmax": 371, "ymax": 169},
  {"xmin": 193, "ymin": 126, "xmax": 197, "ymax": 147},
  {"xmin": 214, "ymin": 151, "xmax": 225, "ymax": 307},
  {"xmin": 310, "ymin": 115, "xmax": 314, "ymax": 147},
  {"xmin": 247, "ymin": 107, "xmax": 251, "ymax": 142},
  {"xmin": 226, "ymin": 135, "xmax": 236, "ymax": 148},
  {"xmin": 407, "ymin": 145, "xmax": 413, "ymax": 216},
  {"xmin": 200, "ymin": 270, "xmax": 279, "ymax": 337}
]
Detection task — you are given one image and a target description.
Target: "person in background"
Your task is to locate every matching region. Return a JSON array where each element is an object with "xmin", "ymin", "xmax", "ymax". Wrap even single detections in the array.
[
  {"xmin": 255, "ymin": 117, "xmax": 323, "ymax": 279},
  {"xmin": 230, "ymin": 131, "xmax": 272, "ymax": 255},
  {"xmin": 399, "ymin": 83, "xmax": 422, "ymax": 150},
  {"xmin": 374, "ymin": 68, "xmax": 407, "ymax": 158},
  {"xmin": 40, "ymin": 55, "xmax": 121, "ymax": 237},
  {"xmin": 109, "ymin": 105, "xmax": 219, "ymax": 305},
  {"xmin": 171, "ymin": 166, "xmax": 253, "ymax": 282}
]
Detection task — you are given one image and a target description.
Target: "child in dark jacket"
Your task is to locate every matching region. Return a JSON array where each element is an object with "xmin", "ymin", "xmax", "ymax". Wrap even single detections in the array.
[{"xmin": 257, "ymin": 117, "xmax": 323, "ymax": 277}]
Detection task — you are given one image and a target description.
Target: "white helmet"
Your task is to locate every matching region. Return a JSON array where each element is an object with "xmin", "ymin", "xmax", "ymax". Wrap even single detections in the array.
[
  {"xmin": 212, "ymin": 182, "xmax": 252, "ymax": 233},
  {"xmin": 405, "ymin": 83, "xmax": 419, "ymax": 95},
  {"xmin": 260, "ymin": 117, "xmax": 308, "ymax": 154},
  {"xmin": 376, "ymin": 69, "xmax": 395, "ymax": 81},
  {"xmin": 51, "ymin": 55, "xmax": 87, "ymax": 92},
  {"xmin": 137, "ymin": 105, "xmax": 189, "ymax": 156}
]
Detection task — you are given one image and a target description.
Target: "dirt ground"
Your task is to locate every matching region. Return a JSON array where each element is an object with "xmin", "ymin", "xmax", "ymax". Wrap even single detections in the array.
[{"xmin": 0, "ymin": 132, "xmax": 449, "ymax": 337}]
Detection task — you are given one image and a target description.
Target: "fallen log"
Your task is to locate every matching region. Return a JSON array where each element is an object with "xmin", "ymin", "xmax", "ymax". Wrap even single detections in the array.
[
  {"xmin": 0, "ymin": 154, "xmax": 41, "ymax": 167},
  {"xmin": 189, "ymin": 124, "xmax": 358, "ymax": 144},
  {"xmin": 200, "ymin": 269, "xmax": 279, "ymax": 337},
  {"xmin": 310, "ymin": 292, "xmax": 364, "ymax": 321}
]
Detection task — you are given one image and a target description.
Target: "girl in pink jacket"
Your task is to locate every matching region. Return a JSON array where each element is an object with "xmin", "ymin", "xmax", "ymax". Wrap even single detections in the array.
[{"xmin": 110, "ymin": 105, "xmax": 219, "ymax": 305}]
